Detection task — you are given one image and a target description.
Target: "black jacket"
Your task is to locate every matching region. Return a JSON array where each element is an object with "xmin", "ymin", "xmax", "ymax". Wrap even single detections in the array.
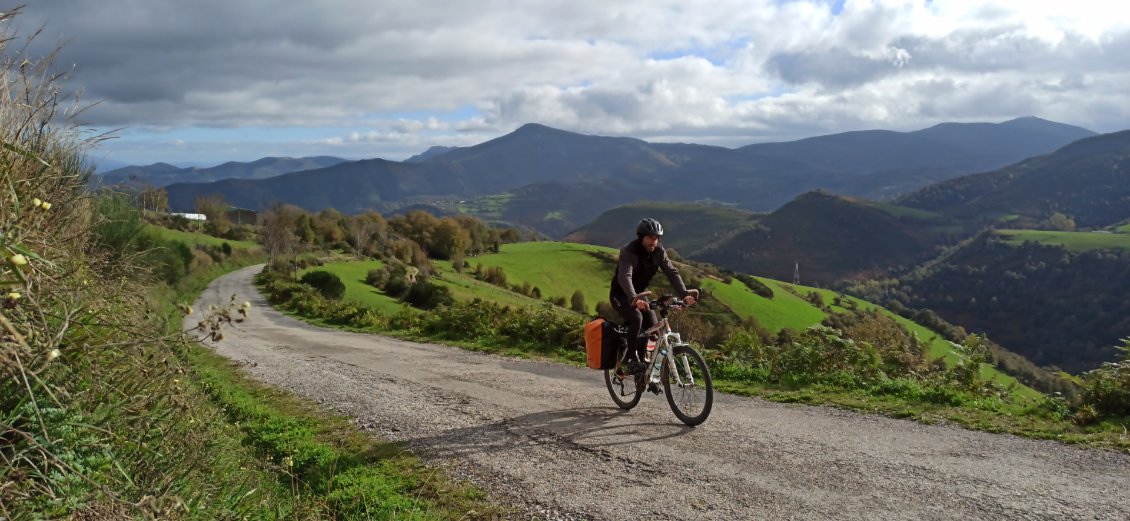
[{"xmin": 609, "ymin": 238, "xmax": 688, "ymax": 308}]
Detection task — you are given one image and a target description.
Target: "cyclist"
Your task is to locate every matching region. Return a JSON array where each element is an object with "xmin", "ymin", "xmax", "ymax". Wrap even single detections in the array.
[{"xmin": 609, "ymin": 218, "xmax": 696, "ymax": 372}]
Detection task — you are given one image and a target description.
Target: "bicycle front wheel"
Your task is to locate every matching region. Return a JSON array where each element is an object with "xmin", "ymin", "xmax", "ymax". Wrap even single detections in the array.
[
  {"xmin": 605, "ymin": 365, "xmax": 645, "ymax": 410},
  {"xmin": 661, "ymin": 344, "xmax": 713, "ymax": 426}
]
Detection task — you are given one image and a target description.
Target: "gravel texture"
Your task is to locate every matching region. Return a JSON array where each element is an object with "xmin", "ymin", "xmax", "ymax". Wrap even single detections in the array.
[{"xmin": 191, "ymin": 265, "xmax": 1130, "ymax": 520}]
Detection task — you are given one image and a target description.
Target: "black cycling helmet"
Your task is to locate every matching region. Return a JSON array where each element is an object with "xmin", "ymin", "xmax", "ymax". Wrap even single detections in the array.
[{"xmin": 636, "ymin": 218, "xmax": 664, "ymax": 237}]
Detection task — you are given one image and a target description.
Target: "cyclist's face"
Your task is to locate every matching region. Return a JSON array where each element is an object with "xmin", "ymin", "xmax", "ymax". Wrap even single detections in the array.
[{"xmin": 642, "ymin": 234, "xmax": 660, "ymax": 251}]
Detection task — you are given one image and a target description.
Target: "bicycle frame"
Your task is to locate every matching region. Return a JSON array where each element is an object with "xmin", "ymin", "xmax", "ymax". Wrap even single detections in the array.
[{"xmin": 640, "ymin": 316, "xmax": 695, "ymax": 387}]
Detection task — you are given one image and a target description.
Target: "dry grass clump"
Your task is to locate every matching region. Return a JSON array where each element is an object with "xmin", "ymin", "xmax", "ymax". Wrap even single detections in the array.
[{"xmin": 0, "ymin": 9, "xmax": 215, "ymax": 517}]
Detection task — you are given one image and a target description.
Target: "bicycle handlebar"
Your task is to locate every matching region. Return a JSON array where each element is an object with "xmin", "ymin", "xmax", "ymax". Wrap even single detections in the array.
[{"xmin": 648, "ymin": 289, "xmax": 700, "ymax": 310}]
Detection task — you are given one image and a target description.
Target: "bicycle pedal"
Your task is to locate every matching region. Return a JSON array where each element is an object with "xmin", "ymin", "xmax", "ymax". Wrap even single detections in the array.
[{"xmin": 648, "ymin": 382, "xmax": 660, "ymax": 394}]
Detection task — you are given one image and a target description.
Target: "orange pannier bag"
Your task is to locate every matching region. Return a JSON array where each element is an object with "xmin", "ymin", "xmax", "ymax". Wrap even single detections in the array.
[{"xmin": 584, "ymin": 318, "xmax": 623, "ymax": 370}]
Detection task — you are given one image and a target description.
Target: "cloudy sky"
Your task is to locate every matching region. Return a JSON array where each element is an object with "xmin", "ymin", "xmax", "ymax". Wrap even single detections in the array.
[{"xmin": 14, "ymin": 0, "xmax": 1130, "ymax": 167}]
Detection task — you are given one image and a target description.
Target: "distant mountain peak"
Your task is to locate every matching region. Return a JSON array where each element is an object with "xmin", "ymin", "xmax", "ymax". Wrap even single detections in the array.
[
  {"xmin": 508, "ymin": 122, "xmax": 578, "ymax": 139},
  {"xmin": 1002, "ymin": 115, "xmax": 1046, "ymax": 124},
  {"xmin": 997, "ymin": 116, "xmax": 1096, "ymax": 136},
  {"xmin": 404, "ymin": 145, "xmax": 459, "ymax": 163}
]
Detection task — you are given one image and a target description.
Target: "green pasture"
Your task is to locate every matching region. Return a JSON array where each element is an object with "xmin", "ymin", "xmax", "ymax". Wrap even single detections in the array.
[
  {"xmin": 432, "ymin": 262, "xmax": 565, "ymax": 310},
  {"xmin": 145, "ymin": 224, "xmax": 259, "ymax": 250},
  {"xmin": 998, "ymin": 229, "xmax": 1130, "ymax": 252},
  {"xmin": 298, "ymin": 259, "xmax": 405, "ymax": 314},
  {"xmin": 1115, "ymin": 223, "xmax": 1130, "ymax": 233},
  {"xmin": 456, "ymin": 193, "xmax": 515, "ymax": 219},
  {"xmin": 466, "ymin": 241, "xmax": 616, "ymax": 314},
  {"xmin": 702, "ymin": 277, "xmax": 826, "ymax": 332},
  {"xmin": 300, "ymin": 256, "xmax": 570, "ymax": 314}
]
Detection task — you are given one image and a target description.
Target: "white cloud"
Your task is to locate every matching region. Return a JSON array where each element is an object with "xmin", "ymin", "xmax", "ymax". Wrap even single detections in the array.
[{"xmin": 14, "ymin": 0, "xmax": 1130, "ymax": 163}]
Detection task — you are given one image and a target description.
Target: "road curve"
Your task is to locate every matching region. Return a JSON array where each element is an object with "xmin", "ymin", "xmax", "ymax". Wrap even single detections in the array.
[{"xmin": 192, "ymin": 265, "xmax": 1130, "ymax": 520}]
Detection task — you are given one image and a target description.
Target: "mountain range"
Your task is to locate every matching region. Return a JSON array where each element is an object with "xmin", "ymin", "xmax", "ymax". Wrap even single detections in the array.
[
  {"xmin": 161, "ymin": 117, "xmax": 1095, "ymax": 235},
  {"xmin": 95, "ymin": 156, "xmax": 349, "ymax": 188},
  {"xmin": 573, "ymin": 129, "xmax": 1130, "ymax": 281}
]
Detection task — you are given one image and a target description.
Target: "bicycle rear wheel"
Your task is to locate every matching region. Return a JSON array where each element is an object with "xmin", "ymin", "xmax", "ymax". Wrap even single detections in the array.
[
  {"xmin": 661, "ymin": 344, "xmax": 713, "ymax": 426},
  {"xmin": 605, "ymin": 360, "xmax": 645, "ymax": 410}
]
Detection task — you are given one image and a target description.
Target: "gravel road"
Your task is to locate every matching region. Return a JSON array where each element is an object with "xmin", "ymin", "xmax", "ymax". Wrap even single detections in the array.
[{"xmin": 192, "ymin": 265, "xmax": 1130, "ymax": 520}]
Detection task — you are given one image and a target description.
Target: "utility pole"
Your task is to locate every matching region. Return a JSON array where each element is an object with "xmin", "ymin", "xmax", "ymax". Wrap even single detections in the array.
[{"xmin": 793, "ymin": 262, "xmax": 800, "ymax": 285}]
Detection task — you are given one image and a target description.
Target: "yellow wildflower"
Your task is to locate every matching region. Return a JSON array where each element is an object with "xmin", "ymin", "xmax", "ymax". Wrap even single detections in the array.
[
  {"xmin": 40, "ymin": 201, "xmax": 51, "ymax": 210},
  {"xmin": 242, "ymin": 301, "xmax": 251, "ymax": 309},
  {"xmin": 4, "ymin": 291, "xmax": 19, "ymax": 301},
  {"xmin": 7, "ymin": 254, "xmax": 28, "ymax": 267},
  {"xmin": 48, "ymin": 349, "xmax": 61, "ymax": 361},
  {"xmin": 32, "ymin": 198, "xmax": 42, "ymax": 207}
]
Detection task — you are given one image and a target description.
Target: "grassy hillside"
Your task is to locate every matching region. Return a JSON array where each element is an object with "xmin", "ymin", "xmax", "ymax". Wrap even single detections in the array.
[
  {"xmin": 998, "ymin": 229, "xmax": 1130, "ymax": 252},
  {"xmin": 144, "ymin": 223, "xmax": 259, "ymax": 250},
  {"xmin": 463, "ymin": 241, "xmax": 615, "ymax": 313}
]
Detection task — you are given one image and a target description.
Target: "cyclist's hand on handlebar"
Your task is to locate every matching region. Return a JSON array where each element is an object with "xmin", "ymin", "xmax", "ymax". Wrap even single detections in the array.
[
  {"xmin": 634, "ymin": 298, "xmax": 649, "ymax": 311},
  {"xmin": 684, "ymin": 294, "xmax": 697, "ymax": 307}
]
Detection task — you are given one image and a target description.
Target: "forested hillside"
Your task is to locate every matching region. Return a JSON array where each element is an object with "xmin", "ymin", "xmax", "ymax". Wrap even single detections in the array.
[
  {"xmin": 897, "ymin": 130, "xmax": 1130, "ymax": 227},
  {"xmin": 697, "ymin": 191, "xmax": 947, "ymax": 283},
  {"xmin": 875, "ymin": 233, "xmax": 1130, "ymax": 373}
]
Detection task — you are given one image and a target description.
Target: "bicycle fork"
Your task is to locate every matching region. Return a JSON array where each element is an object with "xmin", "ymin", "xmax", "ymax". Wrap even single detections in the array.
[{"xmin": 667, "ymin": 345, "xmax": 695, "ymax": 388}]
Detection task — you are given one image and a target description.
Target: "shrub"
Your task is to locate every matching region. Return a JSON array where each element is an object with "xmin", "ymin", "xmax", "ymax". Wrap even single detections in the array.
[
  {"xmin": 402, "ymin": 278, "xmax": 454, "ymax": 309},
  {"xmin": 735, "ymin": 273, "xmax": 774, "ymax": 299},
  {"xmin": 383, "ymin": 275, "xmax": 410, "ymax": 297},
  {"xmin": 300, "ymin": 270, "xmax": 346, "ymax": 300},
  {"xmin": 570, "ymin": 290, "xmax": 586, "ymax": 313},
  {"xmin": 479, "ymin": 265, "xmax": 507, "ymax": 286},
  {"xmin": 365, "ymin": 267, "xmax": 389, "ymax": 288},
  {"xmin": 1079, "ymin": 338, "xmax": 1130, "ymax": 418}
]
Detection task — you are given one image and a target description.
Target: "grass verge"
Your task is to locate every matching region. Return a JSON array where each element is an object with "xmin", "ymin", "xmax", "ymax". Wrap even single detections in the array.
[{"xmin": 168, "ymin": 252, "xmax": 500, "ymax": 519}]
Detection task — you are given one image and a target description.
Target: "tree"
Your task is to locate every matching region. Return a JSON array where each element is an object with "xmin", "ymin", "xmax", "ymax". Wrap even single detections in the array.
[
  {"xmin": 390, "ymin": 211, "xmax": 439, "ymax": 253},
  {"xmin": 260, "ymin": 204, "xmax": 300, "ymax": 268},
  {"xmin": 137, "ymin": 185, "xmax": 168, "ymax": 213},
  {"xmin": 431, "ymin": 218, "xmax": 471, "ymax": 260},
  {"xmin": 1048, "ymin": 212, "xmax": 1076, "ymax": 231},
  {"xmin": 195, "ymin": 193, "xmax": 231, "ymax": 236},
  {"xmin": 349, "ymin": 213, "xmax": 387, "ymax": 256},
  {"xmin": 315, "ymin": 208, "xmax": 346, "ymax": 245},
  {"xmin": 570, "ymin": 290, "xmax": 587, "ymax": 313}
]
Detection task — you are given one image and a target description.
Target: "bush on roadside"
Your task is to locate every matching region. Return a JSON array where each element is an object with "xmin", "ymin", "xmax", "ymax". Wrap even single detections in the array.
[
  {"xmin": 300, "ymin": 270, "xmax": 346, "ymax": 300},
  {"xmin": 1078, "ymin": 338, "xmax": 1130, "ymax": 420},
  {"xmin": 402, "ymin": 277, "xmax": 455, "ymax": 309}
]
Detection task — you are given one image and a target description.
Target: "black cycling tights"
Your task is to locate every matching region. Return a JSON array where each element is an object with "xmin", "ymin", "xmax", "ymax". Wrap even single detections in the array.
[{"xmin": 616, "ymin": 304, "xmax": 657, "ymax": 361}]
